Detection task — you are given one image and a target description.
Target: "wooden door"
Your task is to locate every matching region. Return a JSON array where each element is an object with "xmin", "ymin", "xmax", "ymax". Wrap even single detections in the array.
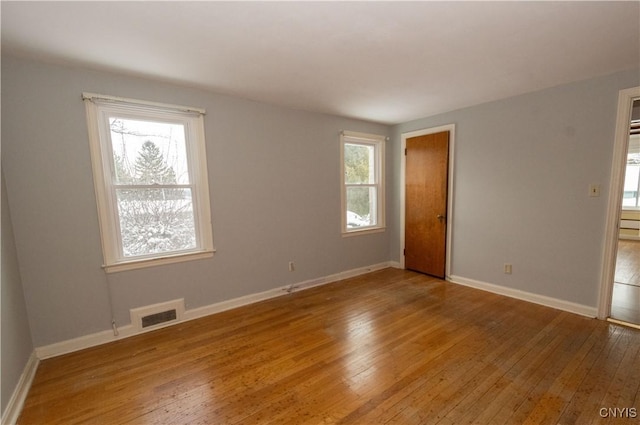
[{"xmin": 405, "ymin": 131, "xmax": 449, "ymax": 278}]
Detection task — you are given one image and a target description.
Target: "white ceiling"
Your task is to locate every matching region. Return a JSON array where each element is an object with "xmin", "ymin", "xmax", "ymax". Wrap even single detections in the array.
[{"xmin": 2, "ymin": 1, "xmax": 639, "ymax": 125}]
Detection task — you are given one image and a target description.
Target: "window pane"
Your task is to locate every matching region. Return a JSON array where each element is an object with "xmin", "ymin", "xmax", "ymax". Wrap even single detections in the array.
[
  {"xmin": 345, "ymin": 143, "xmax": 375, "ymax": 184},
  {"xmin": 110, "ymin": 118, "xmax": 190, "ymax": 185},
  {"xmin": 623, "ymin": 155, "xmax": 640, "ymax": 207},
  {"xmin": 346, "ymin": 186, "xmax": 377, "ymax": 228},
  {"xmin": 116, "ymin": 188, "xmax": 196, "ymax": 257}
]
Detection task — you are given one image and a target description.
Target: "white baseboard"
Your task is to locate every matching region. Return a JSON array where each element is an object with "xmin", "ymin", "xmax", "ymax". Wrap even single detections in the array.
[
  {"xmin": 448, "ymin": 275, "xmax": 598, "ymax": 318},
  {"xmin": 388, "ymin": 261, "xmax": 402, "ymax": 269},
  {"xmin": 35, "ymin": 325, "xmax": 135, "ymax": 359},
  {"xmin": 184, "ymin": 262, "xmax": 393, "ymax": 321},
  {"xmin": 36, "ymin": 261, "xmax": 395, "ymax": 360},
  {"xmin": 1, "ymin": 352, "xmax": 39, "ymax": 425}
]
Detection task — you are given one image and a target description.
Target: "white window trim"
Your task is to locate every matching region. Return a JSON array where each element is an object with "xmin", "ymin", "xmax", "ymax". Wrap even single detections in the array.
[
  {"xmin": 84, "ymin": 93, "xmax": 214, "ymax": 273},
  {"xmin": 340, "ymin": 130, "xmax": 386, "ymax": 236}
]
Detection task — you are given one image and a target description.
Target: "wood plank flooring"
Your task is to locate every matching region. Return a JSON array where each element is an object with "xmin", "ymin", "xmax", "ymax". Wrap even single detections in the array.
[
  {"xmin": 18, "ymin": 269, "xmax": 640, "ymax": 424},
  {"xmin": 612, "ymin": 239, "xmax": 640, "ymax": 325},
  {"xmin": 615, "ymin": 239, "xmax": 640, "ymax": 287}
]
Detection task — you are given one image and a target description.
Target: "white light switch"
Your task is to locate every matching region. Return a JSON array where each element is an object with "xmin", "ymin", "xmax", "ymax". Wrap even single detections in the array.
[{"xmin": 589, "ymin": 184, "xmax": 600, "ymax": 197}]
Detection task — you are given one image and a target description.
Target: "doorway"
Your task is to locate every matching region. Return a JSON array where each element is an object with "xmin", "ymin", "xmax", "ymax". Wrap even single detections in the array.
[
  {"xmin": 611, "ymin": 99, "xmax": 640, "ymax": 325},
  {"xmin": 599, "ymin": 87, "xmax": 640, "ymax": 325},
  {"xmin": 401, "ymin": 124, "xmax": 455, "ymax": 278}
]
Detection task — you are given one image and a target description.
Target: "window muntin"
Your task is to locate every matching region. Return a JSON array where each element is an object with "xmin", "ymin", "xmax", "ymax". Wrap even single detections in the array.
[
  {"xmin": 84, "ymin": 94, "xmax": 213, "ymax": 272},
  {"xmin": 341, "ymin": 131, "xmax": 385, "ymax": 234}
]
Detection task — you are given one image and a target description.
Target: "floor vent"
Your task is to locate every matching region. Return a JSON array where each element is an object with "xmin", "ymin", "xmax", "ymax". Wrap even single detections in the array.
[
  {"xmin": 141, "ymin": 309, "xmax": 177, "ymax": 328},
  {"xmin": 130, "ymin": 299, "xmax": 184, "ymax": 331}
]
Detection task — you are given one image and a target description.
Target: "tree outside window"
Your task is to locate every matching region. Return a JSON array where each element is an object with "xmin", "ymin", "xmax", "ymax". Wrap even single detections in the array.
[
  {"xmin": 84, "ymin": 94, "xmax": 213, "ymax": 272},
  {"xmin": 341, "ymin": 131, "xmax": 385, "ymax": 235}
]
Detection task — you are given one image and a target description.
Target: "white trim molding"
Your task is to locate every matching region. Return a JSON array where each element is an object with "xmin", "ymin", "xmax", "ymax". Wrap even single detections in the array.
[
  {"xmin": 340, "ymin": 130, "xmax": 387, "ymax": 236},
  {"xmin": 449, "ymin": 275, "xmax": 598, "ymax": 318},
  {"xmin": 1, "ymin": 352, "xmax": 39, "ymax": 425},
  {"xmin": 82, "ymin": 92, "xmax": 206, "ymax": 115},
  {"xmin": 598, "ymin": 86, "xmax": 640, "ymax": 320},
  {"xmin": 35, "ymin": 262, "xmax": 395, "ymax": 360}
]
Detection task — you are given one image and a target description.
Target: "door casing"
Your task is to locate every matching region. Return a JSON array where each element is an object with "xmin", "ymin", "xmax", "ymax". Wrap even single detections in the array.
[
  {"xmin": 400, "ymin": 124, "xmax": 456, "ymax": 277},
  {"xmin": 598, "ymin": 86, "xmax": 640, "ymax": 320}
]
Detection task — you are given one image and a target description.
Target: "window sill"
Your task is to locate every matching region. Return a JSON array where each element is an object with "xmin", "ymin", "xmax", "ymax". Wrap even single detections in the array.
[
  {"xmin": 103, "ymin": 249, "xmax": 215, "ymax": 273},
  {"xmin": 342, "ymin": 227, "xmax": 386, "ymax": 238}
]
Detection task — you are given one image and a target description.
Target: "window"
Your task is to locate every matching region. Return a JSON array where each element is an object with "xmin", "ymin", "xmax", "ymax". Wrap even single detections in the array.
[
  {"xmin": 83, "ymin": 93, "xmax": 214, "ymax": 272},
  {"xmin": 623, "ymin": 134, "xmax": 640, "ymax": 209},
  {"xmin": 623, "ymin": 154, "xmax": 640, "ymax": 208},
  {"xmin": 340, "ymin": 131, "xmax": 386, "ymax": 235}
]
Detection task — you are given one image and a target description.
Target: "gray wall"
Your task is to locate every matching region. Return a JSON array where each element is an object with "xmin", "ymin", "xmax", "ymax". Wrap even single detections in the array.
[
  {"xmin": 1, "ymin": 56, "xmax": 391, "ymax": 347},
  {"xmin": 390, "ymin": 69, "xmax": 640, "ymax": 308},
  {"xmin": 1, "ymin": 170, "xmax": 34, "ymax": 415},
  {"xmin": 4, "ymin": 53, "xmax": 638, "ymax": 350}
]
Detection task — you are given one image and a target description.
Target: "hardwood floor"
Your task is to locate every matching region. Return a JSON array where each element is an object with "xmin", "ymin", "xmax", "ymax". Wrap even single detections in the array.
[
  {"xmin": 19, "ymin": 269, "xmax": 640, "ymax": 424},
  {"xmin": 615, "ymin": 239, "xmax": 640, "ymax": 287},
  {"xmin": 612, "ymin": 240, "xmax": 640, "ymax": 325}
]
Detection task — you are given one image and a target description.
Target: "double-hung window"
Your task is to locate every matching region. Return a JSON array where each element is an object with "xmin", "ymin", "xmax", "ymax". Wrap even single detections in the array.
[
  {"xmin": 340, "ymin": 131, "xmax": 386, "ymax": 235},
  {"xmin": 84, "ymin": 93, "xmax": 214, "ymax": 272}
]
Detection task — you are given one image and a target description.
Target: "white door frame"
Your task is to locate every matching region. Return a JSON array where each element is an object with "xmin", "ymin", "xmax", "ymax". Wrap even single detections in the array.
[
  {"xmin": 400, "ymin": 124, "xmax": 456, "ymax": 278},
  {"xmin": 598, "ymin": 86, "xmax": 640, "ymax": 320}
]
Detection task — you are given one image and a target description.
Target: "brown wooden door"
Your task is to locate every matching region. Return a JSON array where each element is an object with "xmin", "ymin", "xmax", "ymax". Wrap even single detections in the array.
[{"xmin": 405, "ymin": 131, "xmax": 449, "ymax": 278}]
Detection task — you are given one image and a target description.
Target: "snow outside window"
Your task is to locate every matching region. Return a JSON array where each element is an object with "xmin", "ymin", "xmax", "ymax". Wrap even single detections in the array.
[
  {"xmin": 84, "ymin": 94, "xmax": 214, "ymax": 272},
  {"xmin": 341, "ymin": 131, "xmax": 386, "ymax": 235}
]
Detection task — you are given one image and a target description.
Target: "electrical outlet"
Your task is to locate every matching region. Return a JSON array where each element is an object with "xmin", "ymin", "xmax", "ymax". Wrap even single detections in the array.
[
  {"xmin": 504, "ymin": 263, "xmax": 512, "ymax": 274},
  {"xmin": 288, "ymin": 261, "xmax": 295, "ymax": 272}
]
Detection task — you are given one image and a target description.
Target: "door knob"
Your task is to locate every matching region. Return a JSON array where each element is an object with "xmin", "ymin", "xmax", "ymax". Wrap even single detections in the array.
[{"xmin": 437, "ymin": 214, "xmax": 446, "ymax": 221}]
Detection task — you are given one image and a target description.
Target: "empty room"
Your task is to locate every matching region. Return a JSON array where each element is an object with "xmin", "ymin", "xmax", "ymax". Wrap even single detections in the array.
[{"xmin": 2, "ymin": 2, "xmax": 640, "ymax": 424}]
